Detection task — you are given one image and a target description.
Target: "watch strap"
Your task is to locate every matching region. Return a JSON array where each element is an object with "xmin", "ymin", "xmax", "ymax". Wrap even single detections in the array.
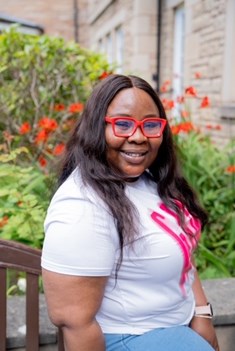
[{"xmin": 195, "ymin": 303, "xmax": 213, "ymax": 316}]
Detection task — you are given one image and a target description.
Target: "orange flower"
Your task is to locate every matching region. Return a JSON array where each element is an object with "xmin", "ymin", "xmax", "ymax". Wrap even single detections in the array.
[
  {"xmin": 68, "ymin": 103, "xmax": 84, "ymax": 113},
  {"xmin": 54, "ymin": 103, "xmax": 65, "ymax": 112},
  {"xmin": 171, "ymin": 123, "xmax": 195, "ymax": 134},
  {"xmin": 53, "ymin": 143, "xmax": 65, "ymax": 156},
  {"xmin": 179, "ymin": 122, "xmax": 195, "ymax": 133},
  {"xmin": 225, "ymin": 165, "xmax": 235, "ymax": 173},
  {"xmin": 185, "ymin": 86, "xmax": 197, "ymax": 97},
  {"xmin": 99, "ymin": 71, "xmax": 112, "ymax": 80},
  {"xmin": 35, "ymin": 130, "xmax": 49, "ymax": 144},
  {"xmin": 181, "ymin": 110, "xmax": 189, "ymax": 119},
  {"xmin": 38, "ymin": 117, "xmax": 58, "ymax": 131},
  {"xmin": 0, "ymin": 215, "xmax": 8, "ymax": 228},
  {"xmin": 200, "ymin": 96, "xmax": 210, "ymax": 108},
  {"xmin": 167, "ymin": 100, "xmax": 174, "ymax": 109},
  {"xmin": 171, "ymin": 125, "xmax": 180, "ymax": 135},
  {"xmin": 38, "ymin": 156, "xmax": 47, "ymax": 167},
  {"xmin": 19, "ymin": 122, "xmax": 31, "ymax": 134},
  {"xmin": 194, "ymin": 72, "xmax": 202, "ymax": 79},
  {"xmin": 161, "ymin": 98, "xmax": 174, "ymax": 110}
]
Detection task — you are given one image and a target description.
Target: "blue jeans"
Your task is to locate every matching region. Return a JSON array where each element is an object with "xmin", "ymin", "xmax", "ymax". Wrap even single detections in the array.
[{"xmin": 104, "ymin": 326, "xmax": 214, "ymax": 351}]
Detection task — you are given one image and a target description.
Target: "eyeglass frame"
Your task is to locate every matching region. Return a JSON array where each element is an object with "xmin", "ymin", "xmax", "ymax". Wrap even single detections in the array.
[{"xmin": 105, "ymin": 116, "xmax": 167, "ymax": 138}]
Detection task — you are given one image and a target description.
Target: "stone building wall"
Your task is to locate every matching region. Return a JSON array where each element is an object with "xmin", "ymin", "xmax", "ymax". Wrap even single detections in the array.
[
  {"xmin": 0, "ymin": 0, "xmax": 79, "ymax": 41},
  {"xmin": 78, "ymin": 0, "xmax": 157, "ymax": 86},
  {"xmin": 160, "ymin": 0, "xmax": 234, "ymax": 143}
]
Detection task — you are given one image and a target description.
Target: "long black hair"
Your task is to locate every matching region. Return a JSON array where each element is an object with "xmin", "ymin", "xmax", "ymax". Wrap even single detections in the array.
[{"xmin": 59, "ymin": 74, "xmax": 208, "ymax": 254}]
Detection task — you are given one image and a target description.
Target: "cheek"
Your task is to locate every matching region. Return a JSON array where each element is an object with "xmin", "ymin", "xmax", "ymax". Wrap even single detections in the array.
[
  {"xmin": 149, "ymin": 137, "xmax": 163, "ymax": 155},
  {"xmin": 105, "ymin": 126, "xmax": 124, "ymax": 151}
]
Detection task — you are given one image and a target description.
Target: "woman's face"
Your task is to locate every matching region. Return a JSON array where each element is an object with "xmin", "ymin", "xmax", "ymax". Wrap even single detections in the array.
[{"xmin": 105, "ymin": 87, "xmax": 163, "ymax": 179}]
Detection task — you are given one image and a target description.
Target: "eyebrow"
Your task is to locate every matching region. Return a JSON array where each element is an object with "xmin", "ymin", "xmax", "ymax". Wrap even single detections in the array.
[{"xmin": 107, "ymin": 113, "xmax": 159, "ymax": 118}]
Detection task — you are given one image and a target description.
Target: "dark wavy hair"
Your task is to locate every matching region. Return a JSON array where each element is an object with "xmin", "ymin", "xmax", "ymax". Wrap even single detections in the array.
[{"xmin": 59, "ymin": 74, "xmax": 208, "ymax": 256}]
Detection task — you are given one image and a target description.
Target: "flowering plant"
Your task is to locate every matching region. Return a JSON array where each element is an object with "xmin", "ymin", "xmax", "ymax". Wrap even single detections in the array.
[
  {"xmin": 0, "ymin": 28, "xmax": 113, "ymax": 251},
  {"xmin": 0, "ymin": 27, "xmax": 113, "ymax": 172},
  {"xmin": 159, "ymin": 77, "xmax": 235, "ymax": 278}
]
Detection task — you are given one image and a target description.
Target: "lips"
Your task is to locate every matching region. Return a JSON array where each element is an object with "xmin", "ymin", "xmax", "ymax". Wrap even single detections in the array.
[{"xmin": 120, "ymin": 150, "xmax": 148, "ymax": 164}]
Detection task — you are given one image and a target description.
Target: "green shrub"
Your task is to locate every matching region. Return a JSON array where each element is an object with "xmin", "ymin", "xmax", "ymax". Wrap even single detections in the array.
[
  {"xmin": 0, "ymin": 27, "xmax": 112, "ymax": 248},
  {"xmin": 0, "ymin": 26, "xmax": 112, "ymax": 172},
  {"xmin": 0, "ymin": 147, "xmax": 53, "ymax": 248},
  {"xmin": 175, "ymin": 132, "xmax": 235, "ymax": 278}
]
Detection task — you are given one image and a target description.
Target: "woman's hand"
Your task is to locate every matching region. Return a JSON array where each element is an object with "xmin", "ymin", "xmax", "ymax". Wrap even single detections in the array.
[{"xmin": 190, "ymin": 316, "xmax": 220, "ymax": 351}]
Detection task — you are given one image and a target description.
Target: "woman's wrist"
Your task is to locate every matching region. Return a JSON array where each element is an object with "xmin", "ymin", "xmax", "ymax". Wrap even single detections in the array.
[
  {"xmin": 193, "ymin": 314, "xmax": 213, "ymax": 319},
  {"xmin": 194, "ymin": 302, "xmax": 213, "ymax": 319}
]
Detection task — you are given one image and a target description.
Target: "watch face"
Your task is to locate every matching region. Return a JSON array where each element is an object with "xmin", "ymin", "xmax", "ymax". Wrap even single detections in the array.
[{"xmin": 208, "ymin": 303, "xmax": 213, "ymax": 316}]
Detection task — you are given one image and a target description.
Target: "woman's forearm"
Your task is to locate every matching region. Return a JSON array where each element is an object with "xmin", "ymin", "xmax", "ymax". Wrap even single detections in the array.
[
  {"xmin": 63, "ymin": 320, "xmax": 105, "ymax": 351},
  {"xmin": 192, "ymin": 269, "xmax": 208, "ymax": 306}
]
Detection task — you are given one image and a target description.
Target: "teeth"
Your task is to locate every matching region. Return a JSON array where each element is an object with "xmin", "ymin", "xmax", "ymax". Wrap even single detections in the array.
[{"xmin": 125, "ymin": 152, "xmax": 144, "ymax": 157}]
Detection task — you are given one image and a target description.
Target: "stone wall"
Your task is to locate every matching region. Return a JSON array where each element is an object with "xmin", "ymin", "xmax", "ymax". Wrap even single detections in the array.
[
  {"xmin": 0, "ymin": 0, "xmax": 79, "ymax": 41},
  {"xmin": 160, "ymin": 0, "xmax": 235, "ymax": 143},
  {"xmin": 79, "ymin": 0, "xmax": 158, "ymax": 86}
]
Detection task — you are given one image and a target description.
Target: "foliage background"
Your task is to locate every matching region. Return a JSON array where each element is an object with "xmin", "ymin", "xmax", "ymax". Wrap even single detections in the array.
[{"xmin": 0, "ymin": 28, "xmax": 234, "ymax": 279}]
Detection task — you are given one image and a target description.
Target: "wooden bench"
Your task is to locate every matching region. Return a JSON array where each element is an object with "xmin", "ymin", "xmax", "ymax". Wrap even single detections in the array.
[{"xmin": 0, "ymin": 239, "xmax": 64, "ymax": 351}]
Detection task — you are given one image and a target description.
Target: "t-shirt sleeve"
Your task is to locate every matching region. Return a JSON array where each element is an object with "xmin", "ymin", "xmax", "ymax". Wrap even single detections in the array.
[{"xmin": 41, "ymin": 177, "xmax": 119, "ymax": 276}]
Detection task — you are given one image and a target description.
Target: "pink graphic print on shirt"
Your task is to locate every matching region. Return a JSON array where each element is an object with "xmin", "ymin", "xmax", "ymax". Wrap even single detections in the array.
[{"xmin": 150, "ymin": 202, "xmax": 201, "ymax": 295}]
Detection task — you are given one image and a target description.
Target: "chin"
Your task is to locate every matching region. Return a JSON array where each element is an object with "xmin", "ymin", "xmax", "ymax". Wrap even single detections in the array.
[
  {"xmin": 125, "ymin": 173, "xmax": 142, "ymax": 178},
  {"xmin": 123, "ymin": 169, "xmax": 145, "ymax": 178}
]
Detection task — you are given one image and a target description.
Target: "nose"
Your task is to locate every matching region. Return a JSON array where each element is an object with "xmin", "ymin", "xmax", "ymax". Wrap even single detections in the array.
[{"xmin": 127, "ymin": 126, "xmax": 147, "ymax": 143}]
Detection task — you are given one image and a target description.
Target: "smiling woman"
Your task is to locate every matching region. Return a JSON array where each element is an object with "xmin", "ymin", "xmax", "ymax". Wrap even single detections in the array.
[{"xmin": 41, "ymin": 74, "xmax": 220, "ymax": 351}]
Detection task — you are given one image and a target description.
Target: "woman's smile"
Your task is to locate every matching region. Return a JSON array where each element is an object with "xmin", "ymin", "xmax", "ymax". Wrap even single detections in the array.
[{"xmin": 120, "ymin": 149, "xmax": 148, "ymax": 164}]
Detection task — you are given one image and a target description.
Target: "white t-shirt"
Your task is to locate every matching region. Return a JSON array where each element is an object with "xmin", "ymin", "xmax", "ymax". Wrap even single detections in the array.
[{"xmin": 41, "ymin": 169, "xmax": 201, "ymax": 334}]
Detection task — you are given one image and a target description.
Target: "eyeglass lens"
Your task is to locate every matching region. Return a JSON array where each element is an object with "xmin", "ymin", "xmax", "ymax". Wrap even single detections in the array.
[{"xmin": 114, "ymin": 119, "xmax": 163, "ymax": 136}]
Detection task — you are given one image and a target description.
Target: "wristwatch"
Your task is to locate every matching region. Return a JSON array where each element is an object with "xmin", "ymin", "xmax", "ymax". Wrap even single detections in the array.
[{"xmin": 195, "ymin": 302, "xmax": 213, "ymax": 316}]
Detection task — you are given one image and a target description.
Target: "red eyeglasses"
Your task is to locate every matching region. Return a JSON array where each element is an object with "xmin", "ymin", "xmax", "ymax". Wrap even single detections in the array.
[{"xmin": 105, "ymin": 116, "xmax": 167, "ymax": 138}]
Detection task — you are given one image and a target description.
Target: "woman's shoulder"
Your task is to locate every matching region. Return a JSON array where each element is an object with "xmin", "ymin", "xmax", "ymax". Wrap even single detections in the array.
[
  {"xmin": 48, "ymin": 167, "xmax": 109, "ymax": 213},
  {"xmin": 54, "ymin": 167, "xmax": 83, "ymax": 194}
]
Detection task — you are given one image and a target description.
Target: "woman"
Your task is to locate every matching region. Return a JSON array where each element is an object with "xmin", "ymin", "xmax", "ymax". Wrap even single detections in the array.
[{"xmin": 41, "ymin": 74, "xmax": 219, "ymax": 351}]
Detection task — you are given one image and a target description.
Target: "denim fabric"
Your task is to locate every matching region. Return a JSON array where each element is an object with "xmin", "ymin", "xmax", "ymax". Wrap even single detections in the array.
[{"xmin": 104, "ymin": 326, "xmax": 214, "ymax": 351}]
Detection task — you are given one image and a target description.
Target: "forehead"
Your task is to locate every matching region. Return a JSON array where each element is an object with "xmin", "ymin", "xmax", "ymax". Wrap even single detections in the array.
[{"xmin": 107, "ymin": 87, "xmax": 159, "ymax": 115}]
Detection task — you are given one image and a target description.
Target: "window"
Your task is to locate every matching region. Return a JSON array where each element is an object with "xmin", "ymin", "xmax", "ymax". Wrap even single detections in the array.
[
  {"xmin": 220, "ymin": 0, "xmax": 235, "ymax": 122},
  {"xmin": 0, "ymin": 14, "xmax": 44, "ymax": 35},
  {"xmin": 106, "ymin": 33, "xmax": 113, "ymax": 64},
  {"xmin": 172, "ymin": 4, "xmax": 185, "ymax": 100},
  {"xmin": 115, "ymin": 26, "xmax": 124, "ymax": 73},
  {"xmin": 222, "ymin": 0, "xmax": 235, "ymax": 104}
]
